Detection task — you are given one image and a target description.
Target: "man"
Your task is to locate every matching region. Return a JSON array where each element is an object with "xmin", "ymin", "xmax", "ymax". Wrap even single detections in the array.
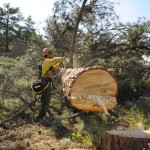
[{"xmin": 36, "ymin": 48, "xmax": 64, "ymax": 120}]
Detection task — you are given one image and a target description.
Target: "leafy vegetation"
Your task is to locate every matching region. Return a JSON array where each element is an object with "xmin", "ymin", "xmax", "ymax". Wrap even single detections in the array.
[
  {"xmin": 0, "ymin": 0, "xmax": 150, "ymax": 149},
  {"xmin": 71, "ymin": 132, "xmax": 93, "ymax": 147}
]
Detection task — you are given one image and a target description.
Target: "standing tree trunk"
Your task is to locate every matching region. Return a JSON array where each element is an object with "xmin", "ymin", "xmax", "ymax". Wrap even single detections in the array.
[
  {"xmin": 5, "ymin": 18, "xmax": 9, "ymax": 52},
  {"xmin": 101, "ymin": 130, "xmax": 150, "ymax": 150},
  {"xmin": 69, "ymin": 0, "xmax": 87, "ymax": 68}
]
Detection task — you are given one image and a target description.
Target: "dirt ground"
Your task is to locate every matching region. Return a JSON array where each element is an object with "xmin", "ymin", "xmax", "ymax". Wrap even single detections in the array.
[{"xmin": 0, "ymin": 122, "xmax": 92, "ymax": 150}]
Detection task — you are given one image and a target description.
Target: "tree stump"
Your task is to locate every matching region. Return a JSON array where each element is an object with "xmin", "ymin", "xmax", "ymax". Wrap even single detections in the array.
[
  {"xmin": 101, "ymin": 130, "xmax": 150, "ymax": 150},
  {"xmin": 61, "ymin": 66, "xmax": 118, "ymax": 112}
]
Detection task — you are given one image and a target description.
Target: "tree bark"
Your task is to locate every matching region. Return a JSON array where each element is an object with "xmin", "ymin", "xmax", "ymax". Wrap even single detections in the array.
[
  {"xmin": 61, "ymin": 66, "xmax": 118, "ymax": 112},
  {"xmin": 101, "ymin": 130, "xmax": 150, "ymax": 150},
  {"xmin": 69, "ymin": 0, "xmax": 87, "ymax": 68},
  {"xmin": 5, "ymin": 18, "xmax": 10, "ymax": 52}
]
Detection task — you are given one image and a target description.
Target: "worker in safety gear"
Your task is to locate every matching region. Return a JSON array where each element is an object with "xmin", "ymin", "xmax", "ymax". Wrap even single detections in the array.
[{"xmin": 36, "ymin": 48, "xmax": 64, "ymax": 120}]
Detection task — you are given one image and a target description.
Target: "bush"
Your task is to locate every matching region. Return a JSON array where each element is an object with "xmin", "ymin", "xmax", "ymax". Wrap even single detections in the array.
[{"xmin": 71, "ymin": 132, "xmax": 93, "ymax": 147}]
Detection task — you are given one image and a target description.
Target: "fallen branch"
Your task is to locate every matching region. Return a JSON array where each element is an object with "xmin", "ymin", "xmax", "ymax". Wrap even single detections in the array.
[
  {"xmin": 0, "ymin": 100, "xmax": 36, "ymax": 125},
  {"xmin": 0, "ymin": 90, "xmax": 35, "ymax": 111},
  {"xmin": 61, "ymin": 111, "xmax": 85, "ymax": 119},
  {"xmin": 49, "ymin": 105, "xmax": 62, "ymax": 115},
  {"xmin": 33, "ymin": 111, "xmax": 85, "ymax": 125}
]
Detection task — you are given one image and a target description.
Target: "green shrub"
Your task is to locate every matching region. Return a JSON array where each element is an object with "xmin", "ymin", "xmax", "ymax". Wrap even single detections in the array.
[
  {"xmin": 128, "ymin": 107, "xmax": 147, "ymax": 130},
  {"xmin": 71, "ymin": 132, "xmax": 93, "ymax": 147}
]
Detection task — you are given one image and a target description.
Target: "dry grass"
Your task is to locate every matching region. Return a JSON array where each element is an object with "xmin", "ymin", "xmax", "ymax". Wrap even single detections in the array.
[{"xmin": 0, "ymin": 123, "xmax": 90, "ymax": 150}]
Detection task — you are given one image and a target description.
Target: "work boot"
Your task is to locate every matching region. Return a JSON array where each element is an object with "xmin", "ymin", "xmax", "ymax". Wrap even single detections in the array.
[{"xmin": 34, "ymin": 115, "xmax": 44, "ymax": 123}]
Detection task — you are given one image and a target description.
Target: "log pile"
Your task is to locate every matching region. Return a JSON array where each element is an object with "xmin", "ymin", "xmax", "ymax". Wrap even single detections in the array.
[
  {"xmin": 61, "ymin": 66, "xmax": 118, "ymax": 112},
  {"xmin": 101, "ymin": 130, "xmax": 150, "ymax": 150}
]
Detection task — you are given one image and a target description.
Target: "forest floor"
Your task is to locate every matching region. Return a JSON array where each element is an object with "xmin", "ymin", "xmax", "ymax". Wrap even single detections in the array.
[
  {"xmin": 0, "ymin": 109, "xmax": 129, "ymax": 149},
  {"xmin": 0, "ymin": 121, "xmax": 91, "ymax": 150},
  {"xmin": 0, "ymin": 99, "xmax": 149, "ymax": 150}
]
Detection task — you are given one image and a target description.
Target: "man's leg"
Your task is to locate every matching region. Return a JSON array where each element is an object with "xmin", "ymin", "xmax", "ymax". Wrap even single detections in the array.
[
  {"xmin": 44, "ymin": 84, "xmax": 51, "ymax": 116},
  {"xmin": 37, "ymin": 83, "xmax": 51, "ymax": 119}
]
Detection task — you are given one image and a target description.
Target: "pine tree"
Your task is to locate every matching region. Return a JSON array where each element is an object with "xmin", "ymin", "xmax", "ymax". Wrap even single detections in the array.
[{"xmin": 0, "ymin": 3, "xmax": 23, "ymax": 52}]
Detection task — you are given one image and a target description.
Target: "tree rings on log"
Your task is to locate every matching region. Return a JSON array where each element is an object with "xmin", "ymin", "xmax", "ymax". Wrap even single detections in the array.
[
  {"xmin": 101, "ymin": 130, "xmax": 150, "ymax": 150},
  {"xmin": 61, "ymin": 66, "xmax": 118, "ymax": 112}
]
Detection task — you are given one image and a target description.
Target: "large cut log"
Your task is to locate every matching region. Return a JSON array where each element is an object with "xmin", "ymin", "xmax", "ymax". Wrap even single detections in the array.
[
  {"xmin": 61, "ymin": 66, "xmax": 118, "ymax": 112},
  {"xmin": 101, "ymin": 130, "xmax": 150, "ymax": 150}
]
